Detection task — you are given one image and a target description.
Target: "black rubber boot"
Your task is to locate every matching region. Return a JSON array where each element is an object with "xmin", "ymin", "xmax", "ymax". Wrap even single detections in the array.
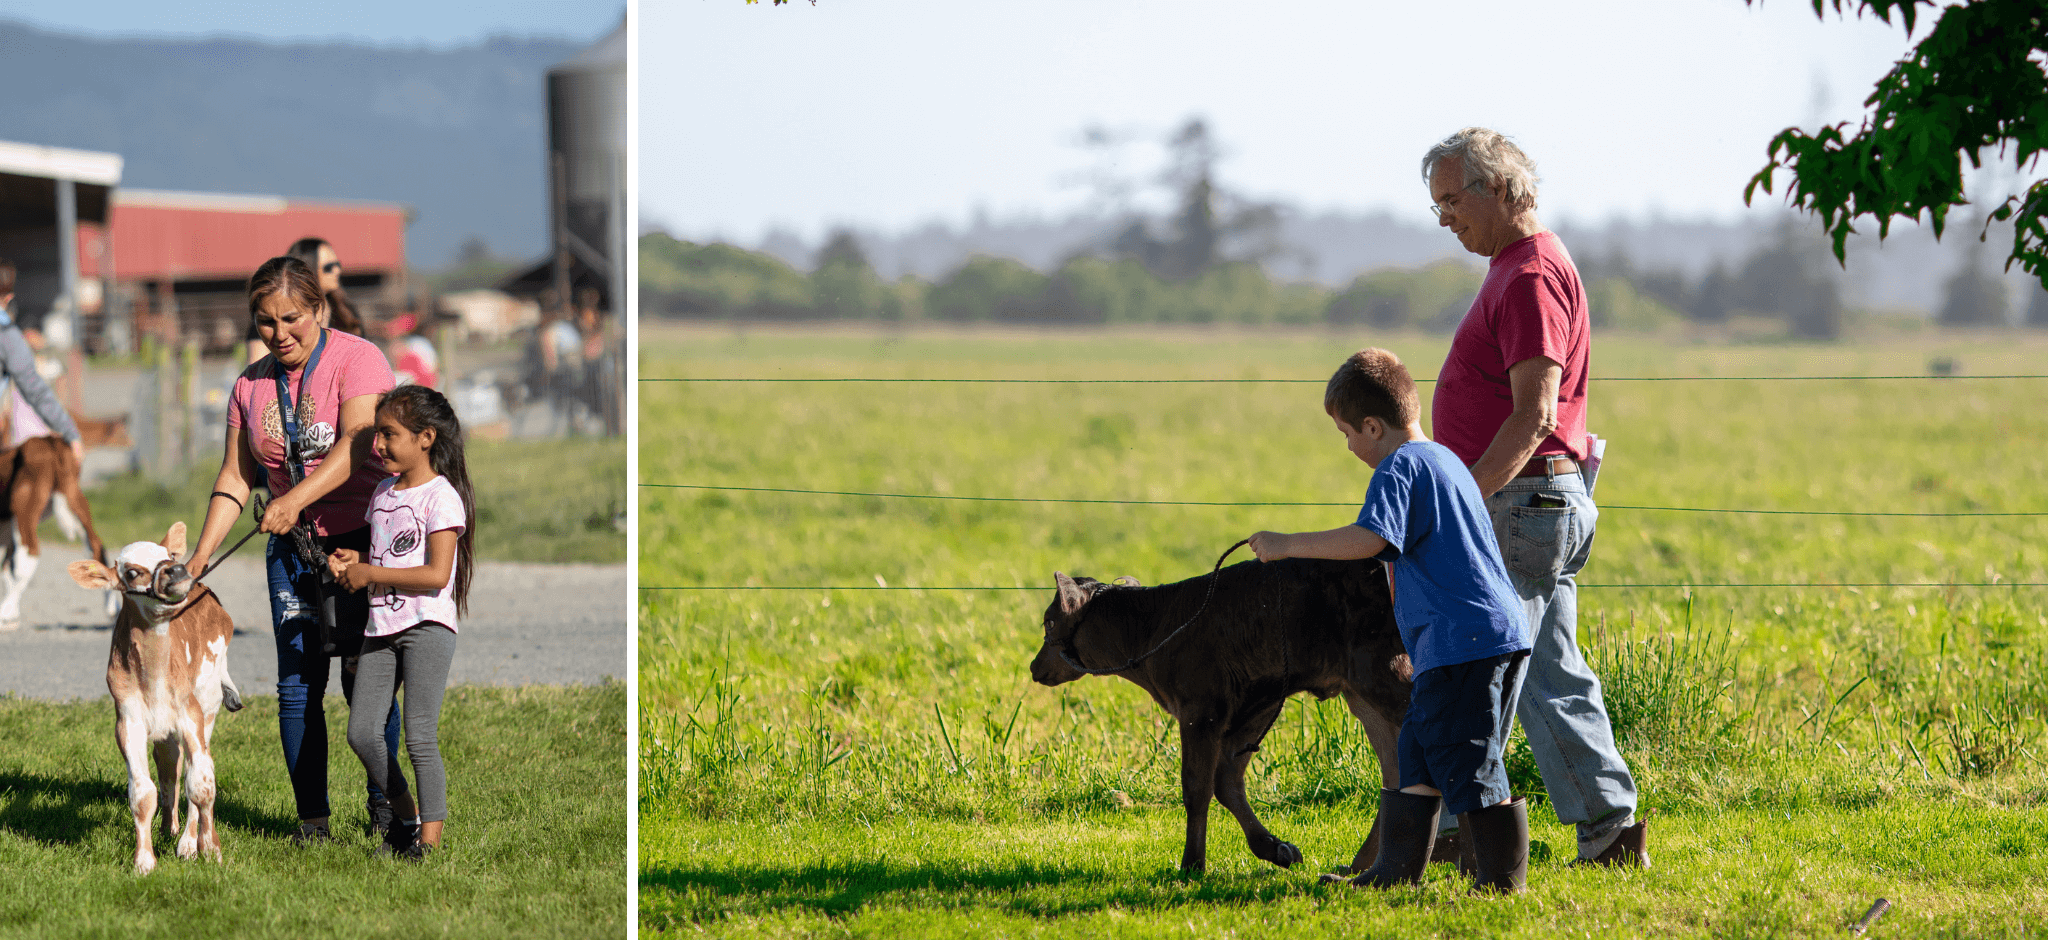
[
  {"xmin": 1343, "ymin": 789, "xmax": 1441, "ymax": 888},
  {"xmin": 1465, "ymin": 797, "xmax": 1529, "ymax": 894},
  {"xmin": 1456, "ymin": 813, "xmax": 1478, "ymax": 876}
]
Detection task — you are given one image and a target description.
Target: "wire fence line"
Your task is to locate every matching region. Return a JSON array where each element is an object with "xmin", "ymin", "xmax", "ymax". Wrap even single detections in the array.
[
  {"xmin": 647, "ymin": 374, "xmax": 2048, "ymax": 384},
  {"xmin": 650, "ymin": 482, "xmax": 2047, "ymax": 517},
  {"xmin": 654, "ymin": 371, "xmax": 2047, "ymax": 595},
  {"xmin": 643, "ymin": 583, "xmax": 2047, "ymax": 592}
]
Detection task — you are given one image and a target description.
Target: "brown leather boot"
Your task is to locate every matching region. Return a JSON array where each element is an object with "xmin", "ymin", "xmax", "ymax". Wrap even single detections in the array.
[
  {"xmin": 1572, "ymin": 820, "xmax": 1650, "ymax": 869},
  {"xmin": 1465, "ymin": 797, "xmax": 1528, "ymax": 894},
  {"xmin": 1320, "ymin": 789, "xmax": 1441, "ymax": 888}
]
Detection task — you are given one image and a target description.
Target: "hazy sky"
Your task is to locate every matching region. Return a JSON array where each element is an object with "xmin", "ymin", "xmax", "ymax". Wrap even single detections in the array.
[
  {"xmin": 644, "ymin": 0, "xmax": 1927, "ymax": 244},
  {"xmin": 5, "ymin": 1, "xmax": 620, "ymax": 47}
]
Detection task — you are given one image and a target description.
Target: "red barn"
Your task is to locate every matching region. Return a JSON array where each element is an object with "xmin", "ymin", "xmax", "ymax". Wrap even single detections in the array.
[{"xmin": 79, "ymin": 188, "xmax": 410, "ymax": 352}]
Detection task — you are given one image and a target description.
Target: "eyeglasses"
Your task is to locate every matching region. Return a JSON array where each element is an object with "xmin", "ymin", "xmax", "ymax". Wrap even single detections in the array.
[
  {"xmin": 1429, "ymin": 179, "xmax": 1489, "ymax": 219},
  {"xmin": 321, "ymin": 262, "xmax": 341, "ymax": 274}
]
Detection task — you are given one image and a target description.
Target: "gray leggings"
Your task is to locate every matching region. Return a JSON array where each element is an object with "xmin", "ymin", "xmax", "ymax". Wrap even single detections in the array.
[{"xmin": 347, "ymin": 622, "xmax": 457, "ymax": 823}]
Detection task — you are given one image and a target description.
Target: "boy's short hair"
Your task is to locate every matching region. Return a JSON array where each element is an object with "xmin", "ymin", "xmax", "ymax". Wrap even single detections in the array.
[
  {"xmin": 0, "ymin": 258, "xmax": 14, "ymax": 296},
  {"xmin": 1325, "ymin": 348, "xmax": 1421, "ymax": 430}
]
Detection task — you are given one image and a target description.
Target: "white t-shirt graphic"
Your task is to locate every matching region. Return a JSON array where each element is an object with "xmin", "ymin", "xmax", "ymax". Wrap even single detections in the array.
[{"xmin": 365, "ymin": 474, "xmax": 466, "ymax": 637}]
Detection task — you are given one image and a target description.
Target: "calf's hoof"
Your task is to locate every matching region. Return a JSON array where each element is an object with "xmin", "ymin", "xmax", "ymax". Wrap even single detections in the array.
[
  {"xmin": 1251, "ymin": 835, "xmax": 1302, "ymax": 869},
  {"xmin": 133, "ymin": 854, "xmax": 156, "ymax": 876}
]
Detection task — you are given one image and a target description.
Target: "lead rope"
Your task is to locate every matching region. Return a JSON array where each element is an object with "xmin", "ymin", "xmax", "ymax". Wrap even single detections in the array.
[
  {"xmin": 1057, "ymin": 538, "xmax": 1250, "ymax": 676},
  {"xmin": 196, "ymin": 492, "xmax": 269, "ymax": 583}
]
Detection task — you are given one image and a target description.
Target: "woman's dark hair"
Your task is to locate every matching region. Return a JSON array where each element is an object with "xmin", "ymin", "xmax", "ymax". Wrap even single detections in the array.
[
  {"xmin": 247, "ymin": 256, "xmax": 326, "ymax": 320},
  {"xmin": 376, "ymin": 384, "xmax": 475, "ymax": 615},
  {"xmin": 285, "ymin": 237, "xmax": 364, "ymax": 336}
]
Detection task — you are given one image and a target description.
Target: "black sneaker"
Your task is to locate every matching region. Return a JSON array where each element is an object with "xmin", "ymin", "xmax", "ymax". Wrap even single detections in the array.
[
  {"xmin": 367, "ymin": 798, "xmax": 396, "ymax": 837},
  {"xmin": 290, "ymin": 822, "xmax": 331, "ymax": 846},
  {"xmin": 399, "ymin": 840, "xmax": 435, "ymax": 863},
  {"xmin": 378, "ymin": 820, "xmax": 421, "ymax": 857}
]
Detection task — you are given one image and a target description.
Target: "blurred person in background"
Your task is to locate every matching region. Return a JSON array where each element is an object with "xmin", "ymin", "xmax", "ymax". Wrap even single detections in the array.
[
  {"xmin": 387, "ymin": 298, "xmax": 440, "ymax": 390},
  {"xmin": 246, "ymin": 238, "xmax": 365, "ymax": 363},
  {"xmin": 572, "ymin": 286, "xmax": 619, "ymax": 434},
  {"xmin": 0, "ymin": 259, "xmax": 82, "ymax": 461},
  {"xmin": 529, "ymin": 288, "xmax": 585, "ymax": 433}
]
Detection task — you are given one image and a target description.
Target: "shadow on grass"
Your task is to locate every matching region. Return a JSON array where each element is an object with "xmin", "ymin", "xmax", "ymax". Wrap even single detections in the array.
[
  {"xmin": 0, "ymin": 769, "xmax": 297, "ymax": 845},
  {"xmin": 642, "ymin": 858, "xmax": 1332, "ymax": 919},
  {"xmin": 0, "ymin": 770, "xmax": 120, "ymax": 844}
]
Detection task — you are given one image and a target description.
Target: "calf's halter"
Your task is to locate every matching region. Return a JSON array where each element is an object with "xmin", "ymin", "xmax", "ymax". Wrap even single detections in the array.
[{"xmin": 1056, "ymin": 539, "xmax": 1248, "ymax": 676}]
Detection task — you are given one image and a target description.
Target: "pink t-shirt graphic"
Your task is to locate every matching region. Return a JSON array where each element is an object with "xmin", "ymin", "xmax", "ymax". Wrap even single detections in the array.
[
  {"xmin": 227, "ymin": 329, "xmax": 397, "ymax": 535},
  {"xmin": 365, "ymin": 474, "xmax": 466, "ymax": 637}
]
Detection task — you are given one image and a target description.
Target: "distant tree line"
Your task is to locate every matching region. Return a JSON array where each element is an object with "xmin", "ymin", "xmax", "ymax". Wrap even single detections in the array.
[{"xmin": 642, "ymin": 113, "xmax": 2045, "ymax": 338}]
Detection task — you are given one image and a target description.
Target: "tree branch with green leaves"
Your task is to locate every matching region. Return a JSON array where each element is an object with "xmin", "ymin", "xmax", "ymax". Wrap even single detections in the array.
[{"xmin": 1744, "ymin": 0, "xmax": 2048, "ymax": 287}]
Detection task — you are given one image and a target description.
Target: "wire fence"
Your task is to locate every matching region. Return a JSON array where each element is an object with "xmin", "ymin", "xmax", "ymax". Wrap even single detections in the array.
[
  {"xmin": 646, "ymin": 483, "xmax": 2047, "ymax": 517},
  {"xmin": 644, "ymin": 583, "xmax": 2047, "ymax": 591},
  {"xmin": 648, "ymin": 374, "xmax": 2048, "ymax": 384},
  {"xmin": 650, "ymin": 371, "xmax": 2048, "ymax": 594}
]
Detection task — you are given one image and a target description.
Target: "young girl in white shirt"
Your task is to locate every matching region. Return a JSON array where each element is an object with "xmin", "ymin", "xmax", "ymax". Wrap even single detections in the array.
[{"xmin": 329, "ymin": 384, "xmax": 475, "ymax": 859}]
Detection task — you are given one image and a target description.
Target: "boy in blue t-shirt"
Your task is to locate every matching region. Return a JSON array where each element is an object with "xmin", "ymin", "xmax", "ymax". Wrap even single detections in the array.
[{"xmin": 1249, "ymin": 347, "xmax": 1533, "ymax": 894}]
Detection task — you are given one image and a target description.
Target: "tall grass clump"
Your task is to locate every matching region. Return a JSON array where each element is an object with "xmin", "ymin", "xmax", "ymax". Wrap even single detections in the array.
[{"xmin": 1588, "ymin": 596, "xmax": 1741, "ymax": 755}]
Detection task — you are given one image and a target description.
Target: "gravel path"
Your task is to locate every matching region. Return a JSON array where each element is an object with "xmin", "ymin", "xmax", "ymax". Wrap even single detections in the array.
[{"xmin": 0, "ymin": 554, "xmax": 627, "ymax": 701}]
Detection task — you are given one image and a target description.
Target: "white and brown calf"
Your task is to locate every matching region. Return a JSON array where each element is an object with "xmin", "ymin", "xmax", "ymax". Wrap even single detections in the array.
[{"xmin": 68, "ymin": 522, "xmax": 242, "ymax": 875}]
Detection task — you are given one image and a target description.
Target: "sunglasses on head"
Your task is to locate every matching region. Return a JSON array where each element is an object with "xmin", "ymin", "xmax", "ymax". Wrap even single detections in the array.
[{"xmin": 321, "ymin": 262, "xmax": 341, "ymax": 274}]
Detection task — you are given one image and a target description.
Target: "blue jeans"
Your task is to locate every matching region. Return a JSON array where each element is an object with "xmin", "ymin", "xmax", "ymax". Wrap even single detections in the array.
[
  {"xmin": 267, "ymin": 528, "xmax": 401, "ymax": 822},
  {"xmin": 1484, "ymin": 465, "xmax": 1638, "ymax": 855}
]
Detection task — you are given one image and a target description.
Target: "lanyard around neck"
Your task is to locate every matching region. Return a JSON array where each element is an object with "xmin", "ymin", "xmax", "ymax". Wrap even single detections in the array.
[{"xmin": 273, "ymin": 328, "xmax": 328, "ymax": 486}]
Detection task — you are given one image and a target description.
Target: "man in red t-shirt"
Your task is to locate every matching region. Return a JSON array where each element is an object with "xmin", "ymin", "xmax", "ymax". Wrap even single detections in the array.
[{"xmin": 1422, "ymin": 127, "xmax": 1646, "ymax": 868}]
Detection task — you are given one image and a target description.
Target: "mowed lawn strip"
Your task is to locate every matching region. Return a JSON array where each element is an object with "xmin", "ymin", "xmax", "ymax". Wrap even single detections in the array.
[
  {"xmin": 642, "ymin": 807, "xmax": 2048, "ymax": 938},
  {"xmin": 641, "ymin": 324, "xmax": 2048, "ymax": 937},
  {"xmin": 0, "ymin": 682, "xmax": 624, "ymax": 939}
]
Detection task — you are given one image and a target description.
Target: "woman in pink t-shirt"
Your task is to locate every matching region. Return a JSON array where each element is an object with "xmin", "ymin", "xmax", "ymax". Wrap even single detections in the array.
[{"xmin": 186, "ymin": 255, "xmax": 402, "ymax": 845}]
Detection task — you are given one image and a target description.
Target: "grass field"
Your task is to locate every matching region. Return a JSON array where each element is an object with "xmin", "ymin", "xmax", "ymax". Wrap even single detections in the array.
[
  {"xmin": 0, "ymin": 681, "xmax": 624, "ymax": 938},
  {"xmin": 640, "ymin": 322, "xmax": 2048, "ymax": 937},
  {"xmin": 78, "ymin": 436, "xmax": 627, "ymax": 564}
]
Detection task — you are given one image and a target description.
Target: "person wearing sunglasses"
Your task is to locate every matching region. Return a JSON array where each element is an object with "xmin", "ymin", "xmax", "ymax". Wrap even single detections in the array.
[{"xmin": 245, "ymin": 238, "xmax": 366, "ymax": 363}]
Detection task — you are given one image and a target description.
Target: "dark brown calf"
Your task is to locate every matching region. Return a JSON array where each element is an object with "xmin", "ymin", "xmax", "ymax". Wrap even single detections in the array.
[{"xmin": 1029, "ymin": 556, "xmax": 1411, "ymax": 874}]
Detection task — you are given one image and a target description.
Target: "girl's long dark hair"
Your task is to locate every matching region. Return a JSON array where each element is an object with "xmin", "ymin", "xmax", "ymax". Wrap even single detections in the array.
[{"xmin": 377, "ymin": 384, "xmax": 475, "ymax": 615}]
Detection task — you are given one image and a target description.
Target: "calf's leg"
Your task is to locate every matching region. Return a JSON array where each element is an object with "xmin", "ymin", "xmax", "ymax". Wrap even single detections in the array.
[
  {"xmin": 152, "ymin": 738, "xmax": 181, "ymax": 840},
  {"xmin": 1213, "ymin": 703, "xmax": 1300, "ymax": 869},
  {"xmin": 177, "ymin": 712, "xmax": 219, "ymax": 861},
  {"xmin": 115, "ymin": 706, "xmax": 157, "ymax": 874},
  {"xmin": 1178, "ymin": 720, "xmax": 1223, "ymax": 874},
  {"xmin": 0, "ymin": 474, "xmax": 45, "ymax": 630},
  {"xmin": 1341, "ymin": 692, "xmax": 1405, "ymax": 874}
]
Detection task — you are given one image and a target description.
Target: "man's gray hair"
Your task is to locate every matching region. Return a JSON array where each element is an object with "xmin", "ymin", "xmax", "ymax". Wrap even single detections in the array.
[{"xmin": 1421, "ymin": 127, "xmax": 1540, "ymax": 213}]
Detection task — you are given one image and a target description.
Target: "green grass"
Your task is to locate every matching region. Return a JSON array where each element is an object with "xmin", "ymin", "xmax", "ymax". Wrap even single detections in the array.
[
  {"xmin": 80, "ymin": 436, "xmax": 626, "ymax": 564},
  {"xmin": 0, "ymin": 682, "xmax": 624, "ymax": 938},
  {"xmin": 639, "ymin": 323, "xmax": 2048, "ymax": 937}
]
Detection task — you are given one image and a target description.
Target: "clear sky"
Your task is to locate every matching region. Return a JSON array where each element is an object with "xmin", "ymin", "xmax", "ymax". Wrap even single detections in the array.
[
  {"xmin": 643, "ymin": 0, "xmax": 1927, "ymax": 244},
  {"xmin": 4, "ymin": 0, "xmax": 620, "ymax": 47}
]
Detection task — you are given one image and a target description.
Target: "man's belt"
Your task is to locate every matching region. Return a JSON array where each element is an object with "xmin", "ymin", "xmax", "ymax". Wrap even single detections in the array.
[{"xmin": 1515, "ymin": 455, "xmax": 1580, "ymax": 478}]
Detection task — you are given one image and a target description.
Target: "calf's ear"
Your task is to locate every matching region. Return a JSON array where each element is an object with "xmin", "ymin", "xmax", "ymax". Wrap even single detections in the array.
[
  {"xmin": 163, "ymin": 522, "xmax": 187, "ymax": 559},
  {"xmin": 68, "ymin": 559, "xmax": 117, "ymax": 591},
  {"xmin": 1054, "ymin": 571, "xmax": 1089, "ymax": 615}
]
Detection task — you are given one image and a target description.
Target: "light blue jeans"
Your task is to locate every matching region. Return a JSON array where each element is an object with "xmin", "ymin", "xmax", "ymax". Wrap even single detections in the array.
[{"xmin": 1481, "ymin": 463, "xmax": 1638, "ymax": 856}]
